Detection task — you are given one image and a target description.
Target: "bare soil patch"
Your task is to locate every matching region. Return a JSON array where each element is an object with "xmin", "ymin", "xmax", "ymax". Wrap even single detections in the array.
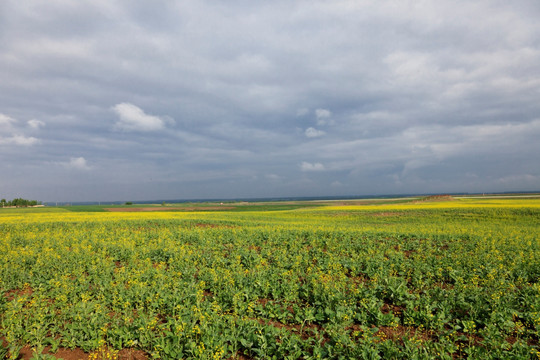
[
  {"xmin": 4, "ymin": 285, "xmax": 33, "ymax": 301},
  {"xmin": 228, "ymin": 351, "xmax": 255, "ymax": 360},
  {"xmin": 376, "ymin": 325, "xmax": 434, "ymax": 342},
  {"xmin": 381, "ymin": 303, "xmax": 406, "ymax": 315},
  {"xmin": 0, "ymin": 341, "xmax": 151, "ymax": 360}
]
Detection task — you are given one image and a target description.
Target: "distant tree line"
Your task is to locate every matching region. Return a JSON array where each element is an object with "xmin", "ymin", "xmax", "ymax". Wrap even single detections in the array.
[{"xmin": 1, "ymin": 198, "xmax": 41, "ymax": 207}]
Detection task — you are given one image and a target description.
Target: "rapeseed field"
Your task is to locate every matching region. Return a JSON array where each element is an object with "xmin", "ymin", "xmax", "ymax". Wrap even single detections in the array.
[{"xmin": 0, "ymin": 198, "xmax": 538, "ymax": 359}]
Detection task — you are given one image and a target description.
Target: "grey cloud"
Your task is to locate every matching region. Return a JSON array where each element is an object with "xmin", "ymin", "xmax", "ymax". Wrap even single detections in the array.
[
  {"xmin": 27, "ymin": 119, "xmax": 46, "ymax": 129},
  {"xmin": 1, "ymin": 0, "xmax": 539, "ymax": 201},
  {"xmin": 305, "ymin": 127, "xmax": 325, "ymax": 138},
  {"xmin": 301, "ymin": 162, "xmax": 325, "ymax": 172}
]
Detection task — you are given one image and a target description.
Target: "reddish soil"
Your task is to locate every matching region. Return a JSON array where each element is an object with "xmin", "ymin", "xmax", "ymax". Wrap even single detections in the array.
[
  {"xmin": 392, "ymin": 245, "xmax": 416, "ymax": 258},
  {"xmin": 152, "ymin": 262, "xmax": 168, "ymax": 270},
  {"xmin": 4, "ymin": 285, "xmax": 33, "ymax": 301},
  {"xmin": 16, "ymin": 346, "xmax": 148, "ymax": 360},
  {"xmin": 377, "ymin": 325, "xmax": 434, "ymax": 342},
  {"xmin": 403, "ymin": 250, "xmax": 416, "ymax": 258},
  {"xmin": 381, "ymin": 303, "xmax": 405, "ymax": 315},
  {"xmin": 344, "ymin": 270, "xmax": 370, "ymax": 283},
  {"xmin": 256, "ymin": 298, "xmax": 270, "ymax": 306},
  {"xmin": 228, "ymin": 351, "xmax": 255, "ymax": 360},
  {"xmin": 105, "ymin": 207, "xmax": 235, "ymax": 212},
  {"xmin": 348, "ymin": 324, "xmax": 434, "ymax": 344}
]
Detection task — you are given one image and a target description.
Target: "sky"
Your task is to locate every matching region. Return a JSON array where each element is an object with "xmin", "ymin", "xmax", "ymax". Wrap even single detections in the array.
[{"xmin": 1, "ymin": 1, "xmax": 540, "ymax": 202}]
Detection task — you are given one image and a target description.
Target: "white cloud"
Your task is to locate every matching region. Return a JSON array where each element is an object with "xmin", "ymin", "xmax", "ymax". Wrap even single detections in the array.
[
  {"xmin": 112, "ymin": 103, "xmax": 170, "ymax": 131},
  {"xmin": 305, "ymin": 127, "xmax": 326, "ymax": 138},
  {"xmin": 315, "ymin": 109, "xmax": 331, "ymax": 119},
  {"xmin": 0, "ymin": 114, "xmax": 40, "ymax": 146},
  {"xmin": 315, "ymin": 108, "xmax": 333, "ymax": 125},
  {"xmin": 0, "ymin": 114, "xmax": 16, "ymax": 128},
  {"xmin": 65, "ymin": 157, "xmax": 90, "ymax": 170},
  {"xmin": 27, "ymin": 119, "xmax": 45, "ymax": 129},
  {"xmin": 0, "ymin": 135, "xmax": 39, "ymax": 146},
  {"xmin": 300, "ymin": 161, "xmax": 325, "ymax": 171}
]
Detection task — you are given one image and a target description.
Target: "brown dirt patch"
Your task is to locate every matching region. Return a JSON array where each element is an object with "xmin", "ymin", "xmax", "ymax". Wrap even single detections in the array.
[
  {"xmin": 381, "ymin": 303, "xmax": 405, "ymax": 315},
  {"xmin": 403, "ymin": 250, "xmax": 416, "ymax": 258},
  {"xmin": 393, "ymin": 245, "xmax": 416, "ymax": 258},
  {"xmin": 433, "ymin": 282, "xmax": 455, "ymax": 290},
  {"xmin": 376, "ymin": 325, "xmax": 434, "ymax": 342},
  {"xmin": 348, "ymin": 324, "xmax": 434, "ymax": 344},
  {"xmin": 15, "ymin": 345, "xmax": 149, "ymax": 360},
  {"xmin": 152, "ymin": 262, "xmax": 168, "ymax": 270},
  {"xmin": 4, "ymin": 285, "xmax": 33, "ymax": 301},
  {"xmin": 257, "ymin": 298, "xmax": 270, "ymax": 306},
  {"xmin": 19, "ymin": 346, "xmax": 89, "ymax": 360},
  {"xmin": 345, "ymin": 270, "xmax": 370, "ymax": 283},
  {"xmin": 117, "ymin": 349, "xmax": 149, "ymax": 360},
  {"xmin": 228, "ymin": 351, "xmax": 255, "ymax": 360},
  {"xmin": 106, "ymin": 206, "xmax": 235, "ymax": 212}
]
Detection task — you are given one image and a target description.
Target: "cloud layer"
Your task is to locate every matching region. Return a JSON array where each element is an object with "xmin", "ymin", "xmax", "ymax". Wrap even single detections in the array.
[{"xmin": 1, "ymin": 1, "xmax": 539, "ymax": 201}]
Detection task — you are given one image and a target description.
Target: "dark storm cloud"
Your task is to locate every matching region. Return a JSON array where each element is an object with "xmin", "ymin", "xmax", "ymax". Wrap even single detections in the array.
[{"xmin": 1, "ymin": 1, "xmax": 539, "ymax": 201}]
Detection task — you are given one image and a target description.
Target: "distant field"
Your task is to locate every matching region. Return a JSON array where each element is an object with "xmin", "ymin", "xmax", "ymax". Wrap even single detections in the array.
[
  {"xmin": 0, "ymin": 198, "xmax": 414, "ymax": 213},
  {"xmin": 0, "ymin": 197, "xmax": 539, "ymax": 359}
]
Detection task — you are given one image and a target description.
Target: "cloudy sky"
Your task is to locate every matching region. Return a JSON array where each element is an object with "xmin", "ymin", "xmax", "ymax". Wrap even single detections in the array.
[{"xmin": 1, "ymin": 1, "xmax": 539, "ymax": 202}]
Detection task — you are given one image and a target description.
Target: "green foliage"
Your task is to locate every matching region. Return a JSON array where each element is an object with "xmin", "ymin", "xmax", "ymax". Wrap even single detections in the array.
[
  {"xmin": 1, "ymin": 197, "xmax": 40, "ymax": 207},
  {"xmin": 0, "ymin": 200, "xmax": 539, "ymax": 359}
]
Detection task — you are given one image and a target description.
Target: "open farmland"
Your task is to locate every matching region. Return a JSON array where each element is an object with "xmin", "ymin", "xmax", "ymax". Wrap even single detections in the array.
[{"xmin": 0, "ymin": 197, "xmax": 539, "ymax": 359}]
